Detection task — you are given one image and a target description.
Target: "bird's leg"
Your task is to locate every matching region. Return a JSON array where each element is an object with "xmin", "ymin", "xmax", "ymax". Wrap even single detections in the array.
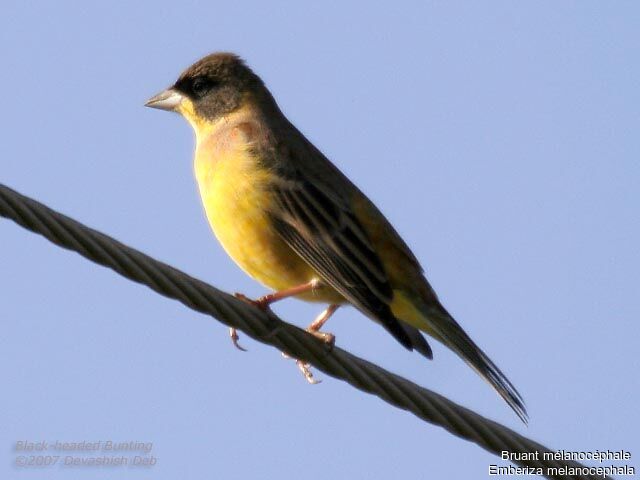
[
  {"xmin": 285, "ymin": 304, "xmax": 340, "ymax": 385},
  {"xmin": 236, "ymin": 278, "xmax": 321, "ymax": 310},
  {"xmin": 306, "ymin": 304, "xmax": 339, "ymax": 346},
  {"xmin": 231, "ymin": 279, "xmax": 322, "ymax": 351}
]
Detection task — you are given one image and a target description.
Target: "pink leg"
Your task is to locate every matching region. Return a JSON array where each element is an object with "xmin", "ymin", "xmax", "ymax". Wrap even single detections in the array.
[
  {"xmin": 230, "ymin": 279, "xmax": 322, "ymax": 351},
  {"xmin": 306, "ymin": 304, "xmax": 340, "ymax": 346},
  {"xmin": 291, "ymin": 304, "xmax": 341, "ymax": 384},
  {"xmin": 235, "ymin": 279, "xmax": 321, "ymax": 309}
]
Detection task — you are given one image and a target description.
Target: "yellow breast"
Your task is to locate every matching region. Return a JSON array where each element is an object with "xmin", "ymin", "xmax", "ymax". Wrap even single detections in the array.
[{"xmin": 192, "ymin": 111, "xmax": 340, "ymax": 303}]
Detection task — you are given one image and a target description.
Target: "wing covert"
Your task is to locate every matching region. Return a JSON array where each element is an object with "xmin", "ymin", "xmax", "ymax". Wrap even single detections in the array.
[{"xmin": 268, "ymin": 174, "xmax": 413, "ymax": 349}]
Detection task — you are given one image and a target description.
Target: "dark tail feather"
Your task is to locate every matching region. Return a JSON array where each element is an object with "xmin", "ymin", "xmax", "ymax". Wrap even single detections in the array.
[
  {"xmin": 425, "ymin": 305, "xmax": 528, "ymax": 424},
  {"xmin": 403, "ymin": 324, "xmax": 433, "ymax": 359}
]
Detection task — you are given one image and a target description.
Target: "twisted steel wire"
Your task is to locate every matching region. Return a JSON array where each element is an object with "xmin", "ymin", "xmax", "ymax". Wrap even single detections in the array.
[{"xmin": 0, "ymin": 183, "xmax": 613, "ymax": 480}]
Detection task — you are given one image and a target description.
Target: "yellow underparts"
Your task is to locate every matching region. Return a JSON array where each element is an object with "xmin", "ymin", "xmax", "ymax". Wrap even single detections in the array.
[
  {"xmin": 180, "ymin": 98, "xmax": 343, "ymax": 304},
  {"xmin": 389, "ymin": 290, "xmax": 435, "ymax": 334}
]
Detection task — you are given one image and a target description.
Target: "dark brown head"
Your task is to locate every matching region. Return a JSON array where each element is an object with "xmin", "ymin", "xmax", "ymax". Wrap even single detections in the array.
[{"xmin": 145, "ymin": 52, "xmax": 265, "ymax": 124}]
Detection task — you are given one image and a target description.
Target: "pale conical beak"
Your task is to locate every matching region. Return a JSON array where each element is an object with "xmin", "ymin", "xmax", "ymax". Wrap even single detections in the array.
[{"xmin": 144, "ymin": 88, "xmax": 184, "ymax": 111}]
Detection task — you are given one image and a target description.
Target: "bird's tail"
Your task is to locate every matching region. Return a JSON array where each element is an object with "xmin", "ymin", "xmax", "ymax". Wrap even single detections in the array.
[
  {"xmin": 393, "ymin": 292, "xmax": 527, "ymax": 423},
  {"xmin": 426, "ymin": 304, "xmax": 527, "ymax": 423}
]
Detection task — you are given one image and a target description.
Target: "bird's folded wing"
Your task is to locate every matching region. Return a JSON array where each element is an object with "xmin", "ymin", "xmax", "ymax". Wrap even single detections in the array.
[{"xmin": 268, "ymin": 174, "xmax": 413, "ymax": 349}]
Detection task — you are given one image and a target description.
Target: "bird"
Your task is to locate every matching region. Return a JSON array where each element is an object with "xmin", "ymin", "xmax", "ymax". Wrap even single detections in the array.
[{"xmin": 145, "ymin": 52, "xmax": 527, "ymax": 423}]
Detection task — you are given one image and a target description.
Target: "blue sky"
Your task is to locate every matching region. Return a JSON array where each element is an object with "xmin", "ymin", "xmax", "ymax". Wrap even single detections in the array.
[{"xmin": 1, "ymin": 1, "xmax": 638, "ymax": 479}]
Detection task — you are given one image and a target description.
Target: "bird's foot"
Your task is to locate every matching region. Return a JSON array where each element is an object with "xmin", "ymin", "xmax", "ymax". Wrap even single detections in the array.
[
  {"xmin": 234, "ymin": 293, "xmax": 336, "ymax": 382},
  {"xmin": 229, "ymin": 327, "xmax": 247, "ymax": 352},
  {"xmin": 281, "ymin": 352, "xmax": 321, "ymax": 384},
  {"xmin": 234, "ymin": 292, "xmax": 271, "ymax": 311},
  {"xmin": 296, "ymin": 360, "xmax": 321, "ymax": 384},
  {"xmin": 306, "ymin": 328, "xmax": 336, "ymax": 350},
  {"xmin": 281, "ymin": 329, "xmax": 334, "ymax": 384},
  {"xmin": 228, "ymin": 293, "xmax": 271, "ymax": 352}
]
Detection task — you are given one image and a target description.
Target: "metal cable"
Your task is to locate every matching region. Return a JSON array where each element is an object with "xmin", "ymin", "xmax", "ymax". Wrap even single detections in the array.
[{"xmin": 0, "ymin": 183, "xmax": 613, "ymax": 480}]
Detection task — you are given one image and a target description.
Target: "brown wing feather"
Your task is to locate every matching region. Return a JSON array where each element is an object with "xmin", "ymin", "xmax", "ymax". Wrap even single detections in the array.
[{"xmin": 268, "ymin": 175, "xmax": 413, "ymax": 350}]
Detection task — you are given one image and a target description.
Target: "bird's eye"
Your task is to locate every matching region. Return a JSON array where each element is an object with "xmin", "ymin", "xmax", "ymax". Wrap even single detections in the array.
[{"xmin": 191, "ymin": 77, "xmax": 215, "ymax": 97}]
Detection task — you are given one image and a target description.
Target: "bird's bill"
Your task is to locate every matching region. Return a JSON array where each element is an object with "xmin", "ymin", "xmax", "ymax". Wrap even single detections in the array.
[{"xmin": 144, "ymin": 88, "xmax": 185, "ymax": 112}]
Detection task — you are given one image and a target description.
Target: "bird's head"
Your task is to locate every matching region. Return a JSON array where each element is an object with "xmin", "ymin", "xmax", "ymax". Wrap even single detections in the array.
[{"xmin": 145, "ymin": 52, "xmax": 263, "ymax": 129}]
